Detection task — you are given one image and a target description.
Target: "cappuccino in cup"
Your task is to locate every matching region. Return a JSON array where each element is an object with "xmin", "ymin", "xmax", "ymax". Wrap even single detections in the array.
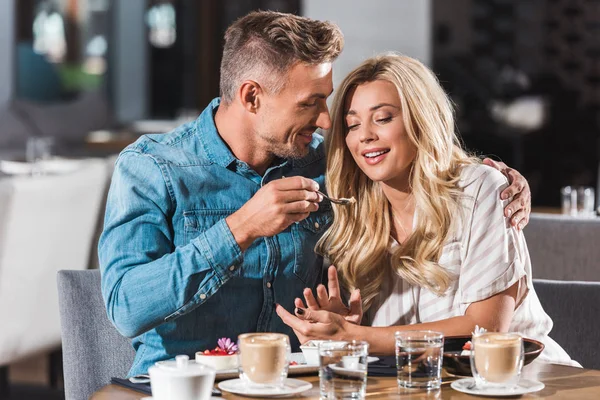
[
  {"xmin": 471, "ymin": 332, "xmax": 524, "ymax": 386},
  {"xmin": 238, "ymin": 333, "xmax": 291, "ymax": 387}
]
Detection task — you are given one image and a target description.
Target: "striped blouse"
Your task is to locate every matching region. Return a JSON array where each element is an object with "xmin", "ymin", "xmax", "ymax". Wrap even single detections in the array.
[{"xmin": 365, "ymin": 164, "xmax": 577, "ymax": 366}]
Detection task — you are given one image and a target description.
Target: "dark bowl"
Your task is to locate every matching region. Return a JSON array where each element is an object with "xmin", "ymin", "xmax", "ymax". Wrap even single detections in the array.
[{"xmin": 443, "ymin": 335, "xmax": 545, "ymax": 376}]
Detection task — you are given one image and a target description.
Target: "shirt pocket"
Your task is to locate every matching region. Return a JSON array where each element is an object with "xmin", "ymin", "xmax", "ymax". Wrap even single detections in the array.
[
  {"xmin": 439, "ymin": 240, "xmax": 462, "ymax": 277},
  {"xmin": 183, "ymin": 209, "xmax": 234, "ymax": 243},
  {"xmin": 291, "ymin": 208, "xmax": 333, "ymax": 286},
  {"xmin": 183, "ymin": 208, "xmax": 239, "ymax": 276}
]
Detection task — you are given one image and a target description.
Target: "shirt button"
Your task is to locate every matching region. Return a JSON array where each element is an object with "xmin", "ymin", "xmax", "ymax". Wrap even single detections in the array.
[
  {"xmin": 229, "ymin": 265, "xmax": 235, "ymax": 271},
  {"xmin": 266, "ymin": 282, "xmax": 272, "ymax": 288},
  {"xmin": 199, "ymin": 294, "xmax": 207, "ymax": 300},
  {"xmin": 314, "ymin": 222, "xmax": 320, "ymax": 229}
]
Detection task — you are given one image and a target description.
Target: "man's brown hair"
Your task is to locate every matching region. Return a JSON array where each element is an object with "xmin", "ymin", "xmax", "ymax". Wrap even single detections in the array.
[{"xmin": 219, "ymin": 11, "xmax": 344, "ymax": 104}]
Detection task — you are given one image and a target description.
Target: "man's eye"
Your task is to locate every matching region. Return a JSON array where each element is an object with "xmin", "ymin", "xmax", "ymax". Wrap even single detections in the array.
[{"xmin": 301, "ymin": 102, "xmax": 317, "ymax": 108}]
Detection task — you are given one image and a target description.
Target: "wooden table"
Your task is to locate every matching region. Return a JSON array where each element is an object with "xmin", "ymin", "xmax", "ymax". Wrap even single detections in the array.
[{"xmin": 92, "ymin": 361, "xmax": 600, "ymax": 399}]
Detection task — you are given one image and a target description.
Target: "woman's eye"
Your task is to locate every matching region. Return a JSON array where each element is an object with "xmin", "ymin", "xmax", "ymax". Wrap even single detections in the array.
[
  {"xmin": 376, "ymin": 117, "xmax": 392, "ymax": 124},
  {"xmin": 347, "ymin": 123, "xmax": 359, "ymax": 131}
]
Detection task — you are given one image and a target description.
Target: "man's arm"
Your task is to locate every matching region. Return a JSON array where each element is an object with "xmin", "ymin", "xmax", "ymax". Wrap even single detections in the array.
[
  {"xmin": 482, "ymin": 158, "xmax": 531, "ymax": 230},
  {"xmin": 100, "ymin": 152, "xmax": 321, "ymax": 338},
  {"xmin": 99, "ymin": 151, "xmax": 244, "ymax": 338}
]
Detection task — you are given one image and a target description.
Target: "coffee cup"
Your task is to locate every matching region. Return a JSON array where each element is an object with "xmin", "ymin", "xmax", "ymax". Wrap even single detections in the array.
[
  {"xmin": 149, "ymin": 355, "xmax": 216, "ymax": 400},
  {"xmin": 470, "ymin": 332, "xmax": 524, "ymax": 387},
  {"xmin": 237, "ymin": 333, "xmax": 291, "ymax": 388}
]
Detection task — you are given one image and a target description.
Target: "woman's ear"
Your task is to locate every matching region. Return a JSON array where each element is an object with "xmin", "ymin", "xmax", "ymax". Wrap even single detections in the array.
[{"xmin": 238, "ymin": 80, "xmax": 262, "ymax": 113}]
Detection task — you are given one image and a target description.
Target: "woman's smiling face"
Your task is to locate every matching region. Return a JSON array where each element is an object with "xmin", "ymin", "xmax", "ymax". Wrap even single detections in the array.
[{"xmin": 344, "ymin": 79, "xmax": 417, "ymax": 185}]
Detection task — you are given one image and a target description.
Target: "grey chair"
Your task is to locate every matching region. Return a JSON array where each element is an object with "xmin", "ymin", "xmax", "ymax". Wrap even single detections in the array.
[
  {"xmin": 533, "ymin": 279, "xmax": 600, "ymax": 369},
  {"xmin": 525, "ymin": 214, "xmax": 600, "ymax": 281},
  {"xmin": 57, "ymin": 269, "xmax": 135, "ymax": 400}
]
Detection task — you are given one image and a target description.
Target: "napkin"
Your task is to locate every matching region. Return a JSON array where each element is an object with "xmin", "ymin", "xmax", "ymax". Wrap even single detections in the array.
[
  {"xmin": 110, "ymin": 377, "xmax": 222, "ymax": 397},
  {"xmin": 367, "ymin": 356, "xmax": 397, "ymax": 377},
  {"xmin": 111, "ymin": 377, "xmax": 151, "ymax": 395}
]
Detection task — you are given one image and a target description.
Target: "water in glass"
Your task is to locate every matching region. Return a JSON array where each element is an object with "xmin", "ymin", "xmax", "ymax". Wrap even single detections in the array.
[
  {"xmin": 395, "ymin": 331, "xmax": 443, "ymax": 389},
  {"xmin": 319, "ymin": 341, "xmax": 368, "ymax": 400}
]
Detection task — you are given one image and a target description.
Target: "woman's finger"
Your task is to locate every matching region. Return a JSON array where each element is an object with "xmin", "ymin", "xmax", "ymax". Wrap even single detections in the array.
[
  {"xmin": 327, "ymin": 265, "xmax": 341, "ymax": 299},
  {"xmin": 304, "ymin": 288, "xmax": 320, "ymax": 310},
  {"xmin": 348, "ymin": 289, "xmax": 363, "ymax": 323},
  {"xmin": 294, "ymin": 297, "xmax": 306, "ymax": 309},
  {"xmin": 276, "ymin": 304, "xmax": 310, "ymax": 342},
  {"xmin": 316, "ymin": 284, "xmax": 329, "ymax": 308}
]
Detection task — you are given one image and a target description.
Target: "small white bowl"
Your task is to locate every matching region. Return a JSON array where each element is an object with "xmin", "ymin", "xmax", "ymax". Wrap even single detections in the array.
[
  {"xmin": 299, "ymin": 340, "xmax": 328, "ymax": 365},
  {"xmin": 195, "ymin": 352, "xmax": 238, "ymax": 371}
]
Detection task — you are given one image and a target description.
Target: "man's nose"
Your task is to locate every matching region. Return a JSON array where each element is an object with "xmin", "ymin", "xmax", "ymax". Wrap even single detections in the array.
[{"xmin": 316, "ymin": 108, "xmax": 332, "ymax": 130}]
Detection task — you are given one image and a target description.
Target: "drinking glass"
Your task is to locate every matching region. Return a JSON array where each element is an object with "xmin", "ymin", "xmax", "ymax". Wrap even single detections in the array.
[
  {"xmin": 395, "ymin": 331, "xmax": 443, "ymax": 389},
  {"xmin": 319, "ymin": 340, "xmax": 369, "ymax": 400},
  {"xmin": 237, "ymin": 333, "xmax": 290, "ymax": 388},
  {"xmin": 26, "ymin": 137, "xmax": 53, "ymax": 176},
  {"xmin": 561, "ymin": 186, "xmax": 596, "ymax": 217},
  {"xmin": 577, "ymin": 187, "xmax": 596, "ymax": 217},
  {"xmin": 469, "ymin": 332, "xmax": 524, "ymax": 389}
]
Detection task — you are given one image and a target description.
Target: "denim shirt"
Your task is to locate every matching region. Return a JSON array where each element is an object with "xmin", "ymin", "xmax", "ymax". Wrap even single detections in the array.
[{"xmin": 99, "ymin": 98, "xmax": 332, "ymax": 377}]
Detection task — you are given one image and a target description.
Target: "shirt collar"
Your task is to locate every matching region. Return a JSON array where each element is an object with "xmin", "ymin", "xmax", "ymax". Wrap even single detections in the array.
[
  {"xmin": 196, "ymin": 98, "xmax": 236, "ymax": 169},
  {"xmin": 196, "ymin": 97, "xmax": 322, "ymax": 173}
]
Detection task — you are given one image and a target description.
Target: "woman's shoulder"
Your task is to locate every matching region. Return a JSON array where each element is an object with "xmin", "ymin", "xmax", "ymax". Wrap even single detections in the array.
[{"xmin": 457, "ymin": 163, "xmax": 509, "ymax": 197}]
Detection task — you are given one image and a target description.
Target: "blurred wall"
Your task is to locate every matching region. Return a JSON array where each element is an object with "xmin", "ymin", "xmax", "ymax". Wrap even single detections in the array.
[
  {"xmin": 302, "ymin": 0, "xmax": 431, "ymax": 89},
  {"xmin": 0, "ymin": 0, "xmax": 15, "ymax": 106},
  {"xmin": 111, "ymin": 0, "xmax": 148, "ymax": 123}
]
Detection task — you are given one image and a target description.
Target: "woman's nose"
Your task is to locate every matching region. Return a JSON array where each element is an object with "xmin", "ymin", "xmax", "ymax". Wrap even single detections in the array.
[{"xmin": 359, "ymin": 126, "xmax": 377, "ymax": 143}]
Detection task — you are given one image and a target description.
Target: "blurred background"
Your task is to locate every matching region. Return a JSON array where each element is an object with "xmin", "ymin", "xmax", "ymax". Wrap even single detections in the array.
[
  {"xmin": 1, "ymin": 0, "xmax": 598, "ymax": 206},
  {"xmin": 0, "ymin": 0, "xmax": 598, "ymax": 398}
]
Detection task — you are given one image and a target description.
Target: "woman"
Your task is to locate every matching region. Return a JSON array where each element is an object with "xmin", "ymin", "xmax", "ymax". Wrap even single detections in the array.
[{"xmin": 276, "ymin": 53, "xmax": 575, "ymax": 365}]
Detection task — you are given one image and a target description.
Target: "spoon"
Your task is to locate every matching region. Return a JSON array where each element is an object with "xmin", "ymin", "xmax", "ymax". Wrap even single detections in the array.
[{"xmin": 317, "ymin": 191, "xmax": 356, "ymax": 206}]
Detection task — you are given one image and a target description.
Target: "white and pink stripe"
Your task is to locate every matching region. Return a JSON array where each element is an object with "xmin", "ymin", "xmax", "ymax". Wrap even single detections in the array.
[{"xmin": 366, "ymin": 164, "xmax": 577, "ymax": 366}]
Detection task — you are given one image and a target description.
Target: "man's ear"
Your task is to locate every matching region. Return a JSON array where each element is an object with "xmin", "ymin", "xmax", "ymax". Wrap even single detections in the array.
[{"xmin": 238, "ymin": 80, "xmax": 262, "ymax": 113}]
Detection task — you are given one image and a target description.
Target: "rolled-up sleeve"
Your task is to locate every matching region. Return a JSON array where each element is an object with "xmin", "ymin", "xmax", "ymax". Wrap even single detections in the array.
[
  {"xmin": 99, "ymin": 150, "xmax": 243, "ymax": 338},
  {"xmin": 458, "ymin": 168, "xmax": 527, "ymax": 313}
]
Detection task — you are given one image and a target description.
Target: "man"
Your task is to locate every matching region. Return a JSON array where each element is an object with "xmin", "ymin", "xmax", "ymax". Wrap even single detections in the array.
[{"xmin": 99, "ymin": 11, "xmax": 531, "ymax": 377}]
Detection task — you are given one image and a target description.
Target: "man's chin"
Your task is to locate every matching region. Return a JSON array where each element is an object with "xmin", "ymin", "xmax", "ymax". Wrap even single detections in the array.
[{"xmin": 274, "ymin": 145, "xmax": 309, "ymax": 160}]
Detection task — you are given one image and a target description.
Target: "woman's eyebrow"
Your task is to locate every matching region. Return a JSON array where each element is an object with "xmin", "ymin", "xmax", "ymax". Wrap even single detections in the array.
[{"xmin": 345, "ymin": 103, "xmax": 399, "ymax": 116}]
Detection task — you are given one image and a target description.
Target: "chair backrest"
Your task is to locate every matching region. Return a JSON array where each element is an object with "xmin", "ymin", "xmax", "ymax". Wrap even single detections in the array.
[
  {"xmin": 57, "ymin": 269, "xmax": 135, "ymax": 400},
  {"xmin": 525, "ymin": 213, "xmax": 600, "ymax": 281},
  {"xmin": 0, "ymin": 159, "xmax": 108, "ymax": 365},
  {"xmin": 533, "ymin": 279, "xmax": 600, "ymax": 369}
]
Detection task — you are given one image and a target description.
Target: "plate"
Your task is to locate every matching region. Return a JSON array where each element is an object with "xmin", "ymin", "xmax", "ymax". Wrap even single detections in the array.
[
  {"xmin": 212, "ymin": 353, "xmax": 317, "ymax": 380},
  {"xmin": 451, "ymin": 378, "xmax": 545, "ymax": 396},
  {"xmin": 141, "ymin": 398, "xmax": 221, "ymax": 400},
  {"xmin": 141, "ymin": 397, "xmax": 221, "ymax": 400},
  {"xmin": 218, "ymin": 378, "xmax": 312, "ymax": 397},
  {"xmin": 443, "ymin": 335, "xmax": 544, "ymax": 376},
  {"xmin": 212, "ymin": 352, "xmax": 378, "ymax": 380}
]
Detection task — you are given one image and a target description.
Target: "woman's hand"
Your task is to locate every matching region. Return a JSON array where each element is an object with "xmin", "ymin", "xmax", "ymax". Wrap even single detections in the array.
[
  {"xmin": 276, "ymin": 303, "xmax": 354, "ymax": 344},
  {"xmin": 295, "ymin": 266, "xmax": 363, "ymax": 325},
  {"xmin": 483, "ymin": 158, "xmax": 531, "ymax": 230}
]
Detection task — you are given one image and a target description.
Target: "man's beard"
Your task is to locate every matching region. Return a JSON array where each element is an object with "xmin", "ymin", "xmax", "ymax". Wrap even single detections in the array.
[{"xmin": 262, "ymin": 136, "xmax": 309, "ymax": 160}]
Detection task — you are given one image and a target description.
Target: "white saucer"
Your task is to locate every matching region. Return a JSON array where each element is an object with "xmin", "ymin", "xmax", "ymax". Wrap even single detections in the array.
[
  {"xmin": 218, "ymin": 378, "xmax": 312, "ymax": 397},
  {"xmin": 141, "ymin": 397, "xmax": 221, "ymax": 400},
  {"xmin": 140, "ymin": 396, "xmax": 223, "ymax": 400},
  {"xmin": 451, "ymin": 378, "xmax": 545, "ymax": 396}
]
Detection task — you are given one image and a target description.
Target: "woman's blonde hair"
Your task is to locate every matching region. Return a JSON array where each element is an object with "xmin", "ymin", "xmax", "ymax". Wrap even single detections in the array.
[{"xmin": 317, "ymin": 53, "xmax": 478, "ymax": 312}]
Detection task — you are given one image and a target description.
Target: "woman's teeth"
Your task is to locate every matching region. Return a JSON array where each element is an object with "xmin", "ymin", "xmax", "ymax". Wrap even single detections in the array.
[{"xmin": 364, "ymin": 150, "xmax": 390, "ymax": 158}]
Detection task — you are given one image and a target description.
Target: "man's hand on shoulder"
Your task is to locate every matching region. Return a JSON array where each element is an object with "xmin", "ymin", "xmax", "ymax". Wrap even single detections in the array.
[
  {"xmin": 226, "ymin": 176, "xmax": 323, "ymax": 251},
  {"xmin": 482, "ymin": 158, "xmax": 531, "ymax": 230}
]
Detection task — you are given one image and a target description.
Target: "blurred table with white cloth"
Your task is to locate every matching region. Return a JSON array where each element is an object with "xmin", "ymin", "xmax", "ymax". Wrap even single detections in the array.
[{"xmin": 0, "ymin": 157, "xmax": 110, "ymax": 374}]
